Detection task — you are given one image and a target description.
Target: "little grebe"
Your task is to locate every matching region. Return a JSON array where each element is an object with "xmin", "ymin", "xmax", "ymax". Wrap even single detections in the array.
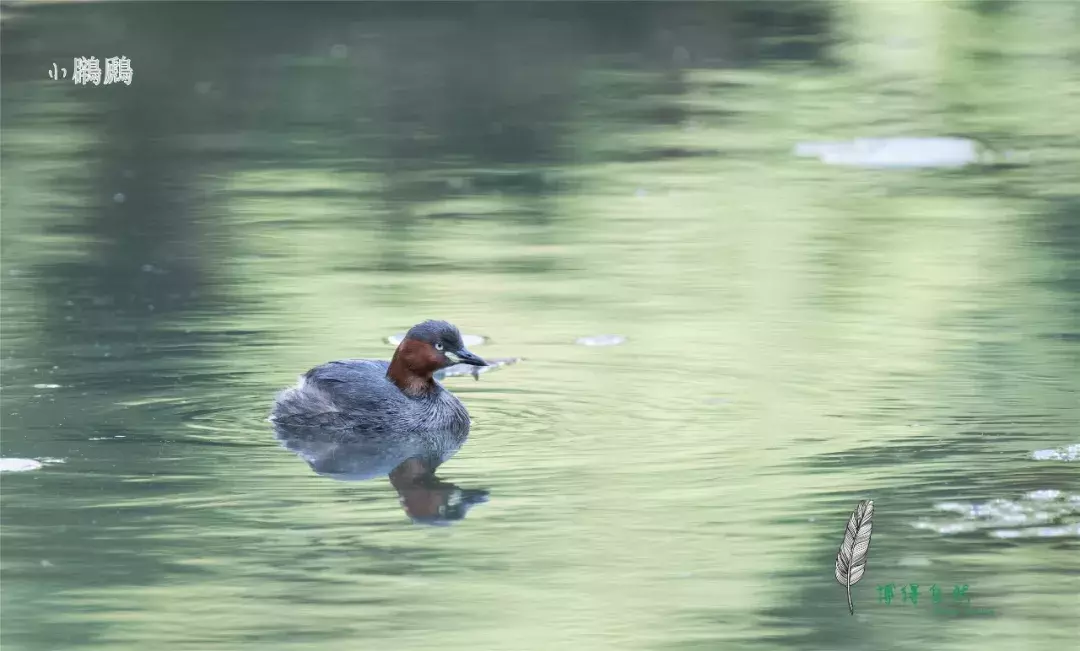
[{"xmin": 270, "ymin": 320, "xmax": 487, "ymax": 466}]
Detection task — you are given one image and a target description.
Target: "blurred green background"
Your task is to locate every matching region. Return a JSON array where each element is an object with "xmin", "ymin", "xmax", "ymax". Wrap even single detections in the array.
[{"xmin": 1, "ymin": 2, "xmax": 1078, "ymax": 650}]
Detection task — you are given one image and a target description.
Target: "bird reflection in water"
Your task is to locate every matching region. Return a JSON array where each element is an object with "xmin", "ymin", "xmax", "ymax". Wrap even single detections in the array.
[{"xmin": 272, "ymin": 420, "xmax": 489, "ymax": 525}]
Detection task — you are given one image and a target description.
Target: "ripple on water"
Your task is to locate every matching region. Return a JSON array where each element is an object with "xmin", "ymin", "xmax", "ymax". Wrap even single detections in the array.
[
  {"xmin": 1031, "ymin": 443, "xmax": 1080, "ymax": 461},
  {"xmin": 574, "ymin": 334, "xmax": 626, "ymax": 346},
  {"xmin": 385, "ymin": 333, "xmax": 488, "ymax": 347},
  {"xmin": 912, "ymin": 490, "xmax": 1080, "ymax": 539}
]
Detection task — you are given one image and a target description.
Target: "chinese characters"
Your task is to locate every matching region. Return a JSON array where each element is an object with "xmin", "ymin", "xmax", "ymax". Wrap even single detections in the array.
[
  {"xmin": 876, "ymin": 582, "xmax": 993, "ymax": 615},
  {"xmin": 48, "ymin": 57, "xmax": 133, "ymax": 85}
]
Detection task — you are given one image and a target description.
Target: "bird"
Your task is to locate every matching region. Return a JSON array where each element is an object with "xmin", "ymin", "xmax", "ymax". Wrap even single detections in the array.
[{"xmin": 270, "ymin": 319, "xmax": 487, "ymax": 473}]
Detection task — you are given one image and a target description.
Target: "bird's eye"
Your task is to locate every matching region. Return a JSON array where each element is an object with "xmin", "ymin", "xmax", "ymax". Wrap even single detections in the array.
[{"xmin": 434, "ymin": 342, "xmax": 444, "ymax": 351}]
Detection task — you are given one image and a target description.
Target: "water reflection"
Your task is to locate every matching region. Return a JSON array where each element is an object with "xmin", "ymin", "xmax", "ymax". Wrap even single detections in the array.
[{"xmin": 273, "ymin": 420, "xmax": 489, "ymax": 525}]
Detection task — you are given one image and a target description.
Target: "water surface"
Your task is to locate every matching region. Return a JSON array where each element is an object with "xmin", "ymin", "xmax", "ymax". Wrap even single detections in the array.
[{"xmin": 2, "ymin": 2, "xmax": 1079, "ymax": 650}]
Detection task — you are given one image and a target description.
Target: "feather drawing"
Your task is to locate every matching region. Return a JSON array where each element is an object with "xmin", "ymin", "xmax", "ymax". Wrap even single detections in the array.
[{"xmin": 834, "ymin": 499, "xmax": 874, "ymax": 615}]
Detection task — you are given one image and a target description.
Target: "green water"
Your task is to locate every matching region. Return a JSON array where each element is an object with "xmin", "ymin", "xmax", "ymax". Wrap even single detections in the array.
[{"xmin": 2, "ymin": 2, "xmax": 1078, "ymax": 650}]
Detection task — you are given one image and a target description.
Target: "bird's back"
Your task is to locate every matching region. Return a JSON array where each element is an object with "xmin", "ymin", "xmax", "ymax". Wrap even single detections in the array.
[
  {"xmin": 305, "ymin": 359, "xmax": 396, "ymax": 410},
  {"xmin": 270, "ymin": 358, "xmax": 471, "ymax": 440}
]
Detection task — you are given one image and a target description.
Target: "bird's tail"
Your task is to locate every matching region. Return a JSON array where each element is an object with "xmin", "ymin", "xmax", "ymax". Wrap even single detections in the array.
[{"xmin": 268, "ymin": 376, "xmax": 341, "ymax": 423}]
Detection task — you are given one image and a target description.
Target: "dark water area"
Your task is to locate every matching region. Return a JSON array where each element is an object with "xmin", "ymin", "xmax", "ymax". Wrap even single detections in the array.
[{"xmin": 2, "ymin": 2, "xmax": 1078, "ymax": 650}]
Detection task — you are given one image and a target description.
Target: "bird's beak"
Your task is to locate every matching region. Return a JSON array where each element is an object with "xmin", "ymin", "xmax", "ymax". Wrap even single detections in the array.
[{"xmin": 447, "ymin": 347, "xmax": 487, "ymax": 367}]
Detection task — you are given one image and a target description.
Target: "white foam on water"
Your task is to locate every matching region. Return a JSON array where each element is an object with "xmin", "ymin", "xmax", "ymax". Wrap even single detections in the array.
[
  {"xmin": 990, "ymin": 524, "xmax": 1080, "ymax": 539},
  {"xmin": 575, "ymin": 334, "xmax": 626, "ymax": 347},
  {"xmin": 793, "ymin": 137, "xmax": 990, "ymax": 169},
  {"xmin": 916, "ymin": 490, "xmax": 1079, "ymax": 538},
  {"xmin": 0, "ymin": 457, "xmax": 66, "ymax": 472},
  {"xmin": 0, "ymin": 458, "xmax": 43, "ymax": 472},
  {"xmin": 1032, "ymin": 444, "xmax": 1079, "ymax": 461}
]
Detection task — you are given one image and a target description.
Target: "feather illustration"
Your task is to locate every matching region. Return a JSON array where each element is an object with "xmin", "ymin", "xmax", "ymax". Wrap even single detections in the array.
[{"xmin": 834, "ymin": 499, "xmax": 874, "ymax": 615}]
